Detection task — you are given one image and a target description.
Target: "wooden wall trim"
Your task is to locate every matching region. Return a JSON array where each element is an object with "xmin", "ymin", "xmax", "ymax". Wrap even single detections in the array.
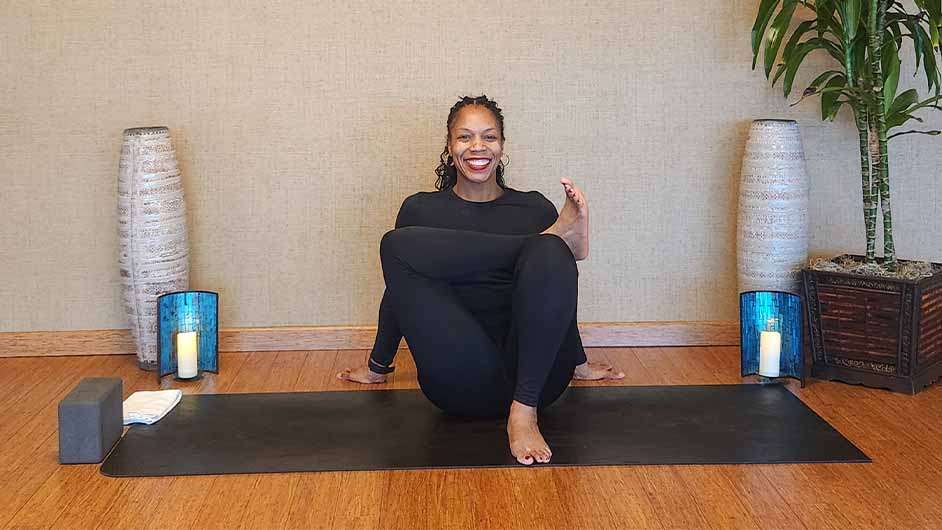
[
  {"xmin": 578, "ymin": 321, "xmax": 738, "ymax": 347},
  {"xmin": 0, "ymin": 321, "xmax": 739, "ymax": 358}
]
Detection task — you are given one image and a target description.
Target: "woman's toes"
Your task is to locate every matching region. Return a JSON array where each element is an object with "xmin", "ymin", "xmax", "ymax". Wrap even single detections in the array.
[{"xmin": 517, "ymin": 453, "xmax": 535, "ymax": 465}]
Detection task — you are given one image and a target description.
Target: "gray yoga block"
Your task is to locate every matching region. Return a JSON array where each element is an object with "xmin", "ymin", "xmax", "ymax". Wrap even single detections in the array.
[{"xmin": 58, "ymin": 377, "xmax": 123, "ymax": 464}]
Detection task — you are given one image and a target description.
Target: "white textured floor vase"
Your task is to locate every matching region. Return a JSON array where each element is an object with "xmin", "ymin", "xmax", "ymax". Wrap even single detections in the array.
[
  {"xmin": 737, "ymin": 119, "xmax": 809, "ymax": 294},
  {"xmin": 118, "ymin": 127, "xmax": 190, "ymax": 369}
]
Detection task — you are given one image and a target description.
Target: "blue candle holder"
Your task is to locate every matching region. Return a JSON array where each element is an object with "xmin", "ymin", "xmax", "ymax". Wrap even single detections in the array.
[
  {"xmin": 157, "ymin": 291, "xmax": 219, "ymax": 382},
  {"xmin": 740, "ymin": 290, "xmax": 806, "ymax": 385}
]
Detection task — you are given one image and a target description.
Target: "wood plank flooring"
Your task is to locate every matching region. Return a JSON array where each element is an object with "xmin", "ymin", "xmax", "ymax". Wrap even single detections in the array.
[{"xmin": 0, "ymin": 347, "xmax": 940, "ymax": 530}]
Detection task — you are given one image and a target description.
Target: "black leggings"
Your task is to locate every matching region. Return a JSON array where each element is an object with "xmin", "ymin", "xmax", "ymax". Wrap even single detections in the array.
[{"xmin": 380, "ymin": 226, "xmax": 580, "ymax": 417}]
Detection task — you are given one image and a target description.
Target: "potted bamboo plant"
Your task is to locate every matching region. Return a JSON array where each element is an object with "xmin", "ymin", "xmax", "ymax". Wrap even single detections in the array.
[{"xmin": 751, "ymin": 0, "xmax": 942, "ymax": 393}]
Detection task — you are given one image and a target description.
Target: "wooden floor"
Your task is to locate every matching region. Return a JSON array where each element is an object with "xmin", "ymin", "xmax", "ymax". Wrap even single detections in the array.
[{"xmin": 1, "ymin": 347, "xmax": 941, "ymax": 530}]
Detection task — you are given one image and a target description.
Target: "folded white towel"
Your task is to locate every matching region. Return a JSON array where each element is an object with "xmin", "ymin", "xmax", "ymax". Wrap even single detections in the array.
[{"xmin": 123, "ymin": 390, "xmax": 183, "ymax": 425}]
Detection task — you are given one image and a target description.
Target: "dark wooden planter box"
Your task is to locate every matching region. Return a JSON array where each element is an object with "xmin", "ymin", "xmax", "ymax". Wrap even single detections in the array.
[{"xmin": 802, "ymin": 255, "xmax": 942, "ymax": 394}]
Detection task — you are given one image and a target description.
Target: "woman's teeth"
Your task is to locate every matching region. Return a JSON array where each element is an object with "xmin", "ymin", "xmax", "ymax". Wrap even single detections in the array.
[{"xmin": 467, "ymin": 159, "xmax": 491, "ymax": 169}]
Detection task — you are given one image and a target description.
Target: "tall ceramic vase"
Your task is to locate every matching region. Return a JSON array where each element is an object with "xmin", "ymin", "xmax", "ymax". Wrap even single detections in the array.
[
  {"xmin": 118, "ymin": 127, "xmax": 189, "ymax": 370},
  {"xmin": 737, "ymin": 119, "xmax": 809, "ymax": 295}
]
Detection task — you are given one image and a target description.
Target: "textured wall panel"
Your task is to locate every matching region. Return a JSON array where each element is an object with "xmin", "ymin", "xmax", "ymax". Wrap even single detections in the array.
[{"xmin": 1, "ymin": 0, "xmax": 940, "ymax": 332}]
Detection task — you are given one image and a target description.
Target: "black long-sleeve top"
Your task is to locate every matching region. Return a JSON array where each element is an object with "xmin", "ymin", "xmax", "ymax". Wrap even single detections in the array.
[{"xmin": 368, "ymin": 186, "xmax": 560, "ymax": 373}]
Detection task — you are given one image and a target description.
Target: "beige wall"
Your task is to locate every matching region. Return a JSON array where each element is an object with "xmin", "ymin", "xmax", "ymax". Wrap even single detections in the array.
[{"xmin": 2, "ymin": 1, "xmax": 940, "ymax": 332}]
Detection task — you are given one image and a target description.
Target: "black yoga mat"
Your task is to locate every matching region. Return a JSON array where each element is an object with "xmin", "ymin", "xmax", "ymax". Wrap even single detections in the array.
[{"xmin": 100, "ymin": 384, "xmax": 868, "ymax": 477}]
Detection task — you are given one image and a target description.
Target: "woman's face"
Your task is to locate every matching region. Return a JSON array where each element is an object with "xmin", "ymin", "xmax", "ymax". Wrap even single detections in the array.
[{"xmin": 448, "ymin": 105, "xmax": 504, "ymax": 185}]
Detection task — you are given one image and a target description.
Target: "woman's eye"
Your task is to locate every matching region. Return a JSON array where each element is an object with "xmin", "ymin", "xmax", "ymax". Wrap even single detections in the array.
[
  {"xmin": 485, "ymin": 136, "xmax": 497, "ymax": 141},
  {"xmin": 457, "ymin": 135, "xmax": 470, "ymax": 141}
]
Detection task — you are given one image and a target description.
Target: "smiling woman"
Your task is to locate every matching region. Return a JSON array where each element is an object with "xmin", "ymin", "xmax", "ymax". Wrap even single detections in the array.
[
  {"xmin": 434, "ymin": 95, "xmax": 508, "ymax": 202},
  {"xmin": 336, "ymin": 95, "xmax": 620, "ymax": 466}
]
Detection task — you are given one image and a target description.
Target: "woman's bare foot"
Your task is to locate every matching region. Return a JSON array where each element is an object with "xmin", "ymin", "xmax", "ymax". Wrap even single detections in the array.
[
  {"xmin": 507, "ymin": 400, "xmax": 552, "ymax": 465},
  {"xmin": 337, "ymin": 365, "xmax": 388, "ymax": 384},
  {"xmin": 573, "ymin": 361, "xmax": 625, "ymax": 381},
  {"xmin": 541, "ymin": 178, "xmax": 589, "ymax": 260}
]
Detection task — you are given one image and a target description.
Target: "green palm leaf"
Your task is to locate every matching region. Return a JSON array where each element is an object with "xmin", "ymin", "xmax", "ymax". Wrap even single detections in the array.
[
  {"xmin": 917, "ymin": 0, "xmax": 942, "ymax": 48},
  {"xmin": 886, "ymin": 93, "xmax": 942, "ymax": 130},
  {"xmin": 888, "ymin": 89, "xmax": 919, "ymax": 117},
  {"xmin": 822, "ymin": 74, "xmax": 850, "ymax": 120},
  {"xmin": 815, "ymin": 0, "xmax": 843, "ymax": 39},
  {"xmin": 782, "ymin": 38, "xmax": 833, "ymax": 98},
  {"xmin": 840, "ymin": 0, "xmax": 862, "ymax": 41},
  {"xmin": 752, "ymin": 0, "xmax": 782, "ymax": 68},
  {"xmin": 809, "ymin": 69, "xmax": 845, "ymax": 90},
  {"xmin": 887, "ymin": 112, "xmax": 920, "ymax": 129},
  {"xmin": 915, "ymin": 24, "xmax": 941, "ymax": 93},
  {"xmin": 883, "ymin": 37, "xmax": 901, "ymax": 114},
  {"xmin": 780, "ymin": 20, "xmax": 817, "ymax": 74},
  {"xmin": 819, "ymin": 38, "xmax": 847, "ymax": 63},
  {"xmin": 906, "ymin": 17, "xmax": 925, "ymax": 70},
  {"xmin": 765, "ymin": 0, "xmax": 800, "ymax": 76}
]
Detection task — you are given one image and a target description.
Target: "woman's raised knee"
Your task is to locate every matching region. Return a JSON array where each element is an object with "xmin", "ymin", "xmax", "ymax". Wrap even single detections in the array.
[
  {"xmin": 379, "ymin": 226, "xmax": 419, "ymax": 259},
  {"xmin": 515, "ymin": 234, "xmax": 577, "ymax": 278}
]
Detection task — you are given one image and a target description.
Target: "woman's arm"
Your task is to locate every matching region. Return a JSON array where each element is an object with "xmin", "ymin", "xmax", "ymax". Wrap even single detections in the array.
[
  {"xmin": 366, "ymin": 290, "xmax": 400, "ymax": 374},
  {"xmin": 365, "ymin": 194, "xmax": 421, "ymax": 374}
]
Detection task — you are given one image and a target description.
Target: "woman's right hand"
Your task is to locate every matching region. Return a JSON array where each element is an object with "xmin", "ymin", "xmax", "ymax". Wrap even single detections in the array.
[{"xmin": 337, "ymin": 365, "xmax": 388, "ymax": 384}]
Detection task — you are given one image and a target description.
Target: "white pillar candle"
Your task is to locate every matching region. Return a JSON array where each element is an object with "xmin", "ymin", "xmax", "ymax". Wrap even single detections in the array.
[
  {"xmin": 176, "ymin": 331, "xmax": 199, "ymax": 379},
  {"xmin": 759, "ymin": 330, "xmax": 781, "ymax": 377}
]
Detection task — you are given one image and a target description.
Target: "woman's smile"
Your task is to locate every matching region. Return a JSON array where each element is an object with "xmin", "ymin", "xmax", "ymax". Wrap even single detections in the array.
[{"xmin": 465, "ymin": 157, "xmax": 492, "ymax": 172}]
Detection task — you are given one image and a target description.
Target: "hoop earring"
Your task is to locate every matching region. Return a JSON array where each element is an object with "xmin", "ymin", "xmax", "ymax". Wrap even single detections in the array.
[
  {"xmin": 446, "ymin": 154, "xmax": 454, "ymax": 166},
  {"xmin": 500, "ymin": 154, "xmax": 510, "ymax": 166}
]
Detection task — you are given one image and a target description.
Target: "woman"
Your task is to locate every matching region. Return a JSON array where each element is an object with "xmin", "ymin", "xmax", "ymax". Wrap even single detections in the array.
[{"xmin": 338, "ymin": 95, "xmax": 623, "ymax": 465}]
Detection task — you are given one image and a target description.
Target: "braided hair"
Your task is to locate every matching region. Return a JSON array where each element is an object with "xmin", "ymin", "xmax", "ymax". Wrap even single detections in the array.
[{"xmin": 434, "ymin": 95, "xmax": 507, "ymax": 191}]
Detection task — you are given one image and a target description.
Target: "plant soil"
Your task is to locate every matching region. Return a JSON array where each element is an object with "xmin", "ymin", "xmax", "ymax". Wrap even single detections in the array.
[{"xmin": 809, "ymin": 255, "xmax": 941, "ymax": 280}]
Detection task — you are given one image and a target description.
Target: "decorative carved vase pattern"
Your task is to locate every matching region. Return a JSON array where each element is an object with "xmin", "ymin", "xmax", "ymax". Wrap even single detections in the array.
[
  {"xmin": 118, "ymin": 127, "xmax": 189, "ymax": 370},
  {"xmin": 737, "ymin": 119, "xmax": 809, "ymax": 294}
]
